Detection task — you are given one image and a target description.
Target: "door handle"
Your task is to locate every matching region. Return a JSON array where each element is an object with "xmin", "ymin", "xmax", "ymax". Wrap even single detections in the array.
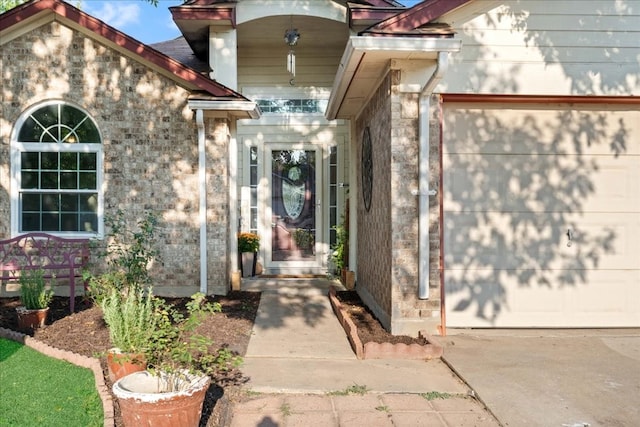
[{"xmin": 566, "ymin": 229, "xmax": 573, "ymax": 247}]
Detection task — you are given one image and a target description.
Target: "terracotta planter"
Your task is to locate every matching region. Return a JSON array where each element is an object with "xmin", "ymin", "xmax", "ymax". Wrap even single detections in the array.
[
  {"xmin": 106, "ymin": 349, "xmax": 147, "ymax": 383},
  {"xmin": 16, "ymin": 306, "xmax": 49, "ymax": 330},
  {"xmin": 113, "ymin": 371, "xmax": 210, "ymax": 427}
]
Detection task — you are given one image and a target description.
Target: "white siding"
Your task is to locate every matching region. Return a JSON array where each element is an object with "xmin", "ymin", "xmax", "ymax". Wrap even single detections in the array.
[{"xmin": 439, "ymin": 0, "xmax": 640, "ymax": 95}]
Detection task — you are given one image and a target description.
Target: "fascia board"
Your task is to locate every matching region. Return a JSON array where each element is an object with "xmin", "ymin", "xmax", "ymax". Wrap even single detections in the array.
[
  {"xmin": 188, "ymin": 100, "xmax": 262, "ymax": 119},
  {"xmin": 326, "ymin": 36, "xmax": 461, "ymax": 119}
]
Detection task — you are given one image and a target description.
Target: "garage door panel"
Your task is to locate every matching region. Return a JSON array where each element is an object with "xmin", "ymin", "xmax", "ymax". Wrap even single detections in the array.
[
  {"xmin": 446, "ymin": 269, "xmax": 640, "ymax": 328},
  {"xmin": 445, "ymin": 153, "xmax": 639, "ymax": 214},
  {"xmin": 445, "ymin": 106, "xmax": 640, "ymax": 156},
  {"xmin": 443, "ymin": 103, "xmax": 640, "ymax": 328}
]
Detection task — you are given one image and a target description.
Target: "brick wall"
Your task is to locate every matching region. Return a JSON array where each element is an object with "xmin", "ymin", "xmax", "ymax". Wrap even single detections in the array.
[
  {"xmin": 355, "ymin": 70, "xmax": 442, "ymax": 336},
  {"xmin": 356, "ymin": 72, "xmax": 393, "ymax": 324},
  {"xmin": 0, "ymin": 22, "xmax": 231, "ymax": 296}
]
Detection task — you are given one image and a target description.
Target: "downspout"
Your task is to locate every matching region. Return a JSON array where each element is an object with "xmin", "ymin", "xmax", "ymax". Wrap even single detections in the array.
[
  {"xmin": 196, "ymin": 109, "xmax": 208, "ymax": 294},
  {"xmin": 418, "ymin": 51, "xmax": 449, "ymax": 300}
]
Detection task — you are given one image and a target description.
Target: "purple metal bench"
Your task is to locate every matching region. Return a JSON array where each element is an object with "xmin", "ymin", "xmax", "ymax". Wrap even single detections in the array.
[{"xmin": 0, "ymin": 233, "xmax": 90, "ymax": 312}]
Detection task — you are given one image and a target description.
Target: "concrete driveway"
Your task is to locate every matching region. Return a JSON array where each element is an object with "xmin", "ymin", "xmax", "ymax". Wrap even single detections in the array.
[{"xmin": 441, "ymin": 329, "xmax": 640, "ymax": 427}]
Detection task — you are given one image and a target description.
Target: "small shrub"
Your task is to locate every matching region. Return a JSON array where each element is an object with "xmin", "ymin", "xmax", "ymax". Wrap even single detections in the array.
[
  {"xmin": 146, "ymin": 293, "xmax": 242, "ymax": 391},
  {"xmin": 100, "ymin": 286, "xmax": 157, "ymax": 353},
  {"xmin": 19, "ymin": 269, "xmax": 54, "ymax": 310}
]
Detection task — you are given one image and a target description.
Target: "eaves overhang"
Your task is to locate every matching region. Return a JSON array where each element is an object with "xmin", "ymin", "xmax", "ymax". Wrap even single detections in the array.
[
  {"xmin": 169, "ymin": 3, "xmax": 237, "ymax": 61},
  {"xmin": 188, "ymin": 96, "xmax": 261, "ymax": 120},
  {"xmin": 325, "ymin": 36, "xmax": 461, "ymax": 120},
  {"xmin": 0, "ymin": 0, "xmax": 248, "ymax": 102}
]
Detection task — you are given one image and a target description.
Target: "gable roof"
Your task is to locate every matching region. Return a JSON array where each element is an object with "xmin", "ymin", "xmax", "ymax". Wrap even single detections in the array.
[
  {"xmin": 0, "ymin": 0, "xmax": 246, "ymax": 101},
  {"xmin": 360, "ymin": 0, "xmax": 473, "ymax": 36},
  {"xmin": 327, "ymin": 0, "xmax": 471, "ymax": 119}
]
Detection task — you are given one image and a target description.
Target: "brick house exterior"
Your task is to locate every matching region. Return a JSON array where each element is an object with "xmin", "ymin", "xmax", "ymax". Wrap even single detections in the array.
[{"xmin": 3, "ymin": 0, "xmax": 638, "ymax": 334}]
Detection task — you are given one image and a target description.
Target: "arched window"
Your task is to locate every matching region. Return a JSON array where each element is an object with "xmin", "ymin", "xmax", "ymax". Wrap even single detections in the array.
[{"xmin": 11, "ymin": 101, "xmax": 102, "ymax": 236}]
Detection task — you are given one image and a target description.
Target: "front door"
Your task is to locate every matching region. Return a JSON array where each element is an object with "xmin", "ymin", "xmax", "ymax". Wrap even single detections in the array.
[{"xmin": 265, "ymin": 147, "xmax": 323, "ymax": 273}]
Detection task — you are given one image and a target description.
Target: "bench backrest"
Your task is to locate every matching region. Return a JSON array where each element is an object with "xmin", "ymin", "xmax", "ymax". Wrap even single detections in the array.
[{"xmin": 0, "ymin": 233, "xmax": 90, "ymax": 312}]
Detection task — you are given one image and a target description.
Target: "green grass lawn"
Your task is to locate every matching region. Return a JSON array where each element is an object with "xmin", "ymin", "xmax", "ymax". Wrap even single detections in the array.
[{"xmin": 0, "ymin": 338, "xmax": 103, "ymax": 427}]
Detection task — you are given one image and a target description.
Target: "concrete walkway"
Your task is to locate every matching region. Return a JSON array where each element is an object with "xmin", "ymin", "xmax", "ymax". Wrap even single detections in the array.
[
  {"xmin": 442, "ymin": 329, "xmax": 640, "ymax": 427},
  {"xmin": 230, "ymin": 278, "xmax": 499, "ymax": 426}
]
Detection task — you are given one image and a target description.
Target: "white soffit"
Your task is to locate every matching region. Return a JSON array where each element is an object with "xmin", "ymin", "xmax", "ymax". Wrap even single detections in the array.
[
  {"xmin": 326, "ymin": 36, "xmax": 461, "ymax": 120},
  {"xmin": 188, "ymin": 100, "xmax": 261, "ymax": 119}
]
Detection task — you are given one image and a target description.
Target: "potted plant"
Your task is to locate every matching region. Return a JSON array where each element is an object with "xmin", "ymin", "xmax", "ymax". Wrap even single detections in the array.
[
  {"xmin": 16, "ymin": 269, "xmax": 54, "ymax": 330},
  {"xmin": 84, "ymin": 211, "xmax": 164, "ymax": 380},
  {"xmin": 112, "ymin": 293, "xmax": 241, "ymax": 427},
  {"xmin": 99, "ymin": 283, "xmax": 156, "ymax": 382},
  {"xmin": 237, "ymin": 232, "xmax": 260, "ymax": 277}
]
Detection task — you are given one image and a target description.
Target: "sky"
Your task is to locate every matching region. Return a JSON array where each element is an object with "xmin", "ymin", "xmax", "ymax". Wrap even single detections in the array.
[{"xmin": 81, "ymin": 0, "xmax": 423, "ymax": 45}]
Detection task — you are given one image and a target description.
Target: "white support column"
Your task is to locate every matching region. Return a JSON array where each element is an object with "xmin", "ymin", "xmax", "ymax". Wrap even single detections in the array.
[
  {"xmin": 196, "ymin": 109, "xmax": 208, "ymax": 294},
  {"xmin": 209, "ymin": 27, "xmax": 238, "ymax": 91},
  {"xmin": 229, "ymin": 121, "xmax": 239, "ymax": 278}
]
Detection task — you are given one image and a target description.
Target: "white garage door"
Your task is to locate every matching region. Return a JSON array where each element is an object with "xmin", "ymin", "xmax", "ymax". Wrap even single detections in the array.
[{"xmin": 443, "ymin": 103, "xmax": 640, "ymax": 328}]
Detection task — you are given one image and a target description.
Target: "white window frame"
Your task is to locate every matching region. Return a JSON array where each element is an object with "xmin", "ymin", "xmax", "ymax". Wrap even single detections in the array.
[{"xmin": 10, "ymin": 100, "xmax": 104, "ymax": 238}]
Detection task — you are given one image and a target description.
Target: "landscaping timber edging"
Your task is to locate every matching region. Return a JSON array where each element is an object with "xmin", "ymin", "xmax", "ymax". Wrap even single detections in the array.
[{"xmin": 328, "ymin": 286, "xmax": 444, "ymax": 360}]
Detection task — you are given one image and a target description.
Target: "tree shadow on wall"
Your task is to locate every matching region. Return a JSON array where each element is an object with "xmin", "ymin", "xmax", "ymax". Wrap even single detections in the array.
[{"xmin": 444, "ymin": 106, "xmax": 630, "ymax": 324}]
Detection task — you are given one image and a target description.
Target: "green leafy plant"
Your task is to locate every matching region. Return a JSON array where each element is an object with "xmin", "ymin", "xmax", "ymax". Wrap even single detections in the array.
[
  {"xmin": 421, "ymin": 391, "xmax": 453, "ymax": 401},
  {"xmin": 19, "ymin": 269, "xmax": 54, "ymax": 310},
  {"xmin": 238, "ymin": 232, "xmax": 260, "ymax": 253},
  {"xmin": 327, "ymin": 383, "xmax": 369, "ymax": 396},
  {"xmin": 103, "ymin": 210, "xmax": 162, "ymax": 287},
  {"xmin": 85, "ymin": 210, "xmax": 162, "ymax": 302},
  {"xmin": 99, "ymin": 286, "xmax": 157, "ymax": 353},
  {"xmin": 146, "ymin": 293, "xmax": 242, "ymax": 392},
  {"xmin": 330, "ymin": 217, "xmax": 348, "ymax": 274}
]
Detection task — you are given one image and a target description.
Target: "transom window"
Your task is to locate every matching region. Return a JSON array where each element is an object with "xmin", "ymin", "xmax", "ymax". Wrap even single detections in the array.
[
  {"xmin": 256, "ymin": 99, "xmax": 327, "ymax": 114},
  {"xmin": 12, "ymin": 101, "xmax": 102, "ymax": 236}
]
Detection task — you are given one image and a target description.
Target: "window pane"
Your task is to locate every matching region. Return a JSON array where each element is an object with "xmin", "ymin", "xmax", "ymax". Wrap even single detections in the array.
[
  {"xmin": 60, "ymin": 152, "xmax": 77, "ymax": 170},
  {"xmin": 42, "ymin": 193, "xmax": 59, "ymax": 211},
  {"xmin": 79, "ymin": 172, "xmax": 96, "ymax": 189},
  {"xmin": 79, "ymin": 153, "xmax": 97, "ymax": 170},
  {"xmin": 22, "ymin": 194, "xmax": 41, "ymax": 211},
  {"xmin": 61, "ymin": 214, "xmax": 78, "ymax": 231},
  {"xmin": 80, "ymin": 213, "xmax": 98, "ymax": 232},
  {"xmin": 21, "ymin": 152, "xmax": 39, "ymax": 169},
  {"xmin": 61, "ymin": 194, "xmax": 78, "ymax": 212},
  {"xmin": 330, "ymin": 147, "xmax": 337, "ymax": 163},
  {"xmin": 79, "ymin": 194, "xmax": 98, "ymax": 212},
  {"xmin": 42, "ymin": 213, "xmax": 59, "ymax": 231},
  {"xmin": 60, "ymin": 105, "xmax": 85, "ymax": 129},
  {"xmin": 40, "ymin": 130, "xmax": 57, "ymax": 143},
  {"xmin": 41, "ymin": 152, "xmax": 58, "ymax": 169},
  {"xmin": 21, "ymin": 172, "xmax": 38, "ymax": 189},
  {"xmin": 22, "ymin": 213, "xmax": 40, "ymax": 231},
  {"xmin": 76, "ymin": 120, "xmax": 100, "ymax": 143},
  {"xmin": 330, "ymin": 186, "xmax": 336, "ymax": 205},
  {"xmin": 60, "ymin": 172, "xmax": 77, "ymax": 189},
  {"xmin": 41, "ymin": 172, "xmax": 58, "ymax": 189},
  {"xmin": 32, "ymin": 105, "xmax": 58, "ymax": 128},
  {"xmin": 18, "ymin": 117, "xmax": 43, "ymax": 142}
]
